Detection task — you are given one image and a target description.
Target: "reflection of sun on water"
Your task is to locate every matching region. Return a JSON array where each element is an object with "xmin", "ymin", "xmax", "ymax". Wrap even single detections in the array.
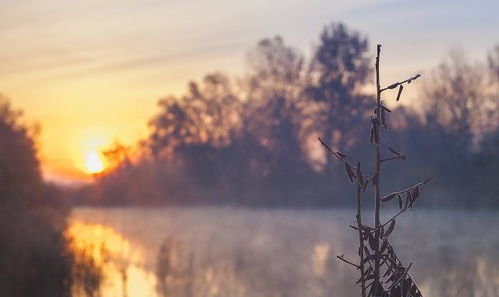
[{"xmin": 67, "ymin": 222, "xmax": 158, "ymax": 297}]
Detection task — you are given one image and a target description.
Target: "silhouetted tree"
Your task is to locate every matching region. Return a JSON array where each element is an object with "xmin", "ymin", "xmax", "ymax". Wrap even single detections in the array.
[
  {"xmin": 422, "ymin": 50, "xmax": 487, "ymax": 150},
  {"xmin": 73, "ymin": 24, "xmax": 499, "ymax": 208},
  {"xmin": 306, "ymin": 23, "xmax": 372, "ymax": 169},
  {"xmin": 239, "ymin": 36, "xmax": 313, "ymax": 205},
  {"xmin": 0, "ymin": 95, "xmax": 73, "ymax": 297}
]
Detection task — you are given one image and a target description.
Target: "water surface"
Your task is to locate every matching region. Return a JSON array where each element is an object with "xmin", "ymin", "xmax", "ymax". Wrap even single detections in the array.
[{"xmin": 69, "ymin": 207, "xmax": 499, "ymax": 297}]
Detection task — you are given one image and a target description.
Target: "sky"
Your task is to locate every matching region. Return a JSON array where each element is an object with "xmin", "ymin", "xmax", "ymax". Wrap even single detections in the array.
[{"xmin": 0, "ymin": 0, "xmax": 498, "ymax": 183}]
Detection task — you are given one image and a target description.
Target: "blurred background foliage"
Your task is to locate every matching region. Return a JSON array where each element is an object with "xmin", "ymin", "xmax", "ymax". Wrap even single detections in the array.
[
  {"xmin": 0, "ymin": 96, "xmax": 101, "ymax": 296},
  {"xmin": 71, "ymin": 23, "xmax": 498, "ymax": 208}
]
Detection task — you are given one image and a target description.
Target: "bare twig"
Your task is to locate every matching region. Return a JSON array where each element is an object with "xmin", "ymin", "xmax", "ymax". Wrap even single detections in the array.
[
  {"xmin": 381, "ymin": 155, "xmax": 406, "ymax": 163},
  {"xmin": 318, "ymin": 137, "xmax": 373, "ymax": 182},
  {"xmin": 380, "ymin": 74, "xmax": 421, "ymax": 92},
  {"xmin": 387, "ymin": 263, "xmax": 412, "ymax": 290},
  {"xmin": 373, "ymin": 43, "xmax": 383, "ymax": 296},
  {"xmin": 356, "ymin": 162, "xmax": 367, "ymax": 297},
  {"xmin": 380, "ymin": 178, "xmax": 432, "ymax": 200},
  {"xmin": 337, "ymin": 255, "xmax": 360, "ymax": 269}
]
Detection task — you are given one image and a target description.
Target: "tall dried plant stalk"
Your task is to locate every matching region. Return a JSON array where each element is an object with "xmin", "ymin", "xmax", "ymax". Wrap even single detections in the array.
[{"xmin": 320, "ymin": 44, "xmax": 429, "ymax": 297}]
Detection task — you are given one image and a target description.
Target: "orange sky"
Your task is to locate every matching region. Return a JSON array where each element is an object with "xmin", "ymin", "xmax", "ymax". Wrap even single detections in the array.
[{"xmin": 1, "ymin": 0, "xmax": 497, "ymax": 183}]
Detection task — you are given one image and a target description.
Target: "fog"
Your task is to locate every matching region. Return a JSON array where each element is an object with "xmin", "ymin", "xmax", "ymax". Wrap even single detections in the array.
[{"xmin": 70, "ymin": 207, "xmax": 499, "ymax": 297}]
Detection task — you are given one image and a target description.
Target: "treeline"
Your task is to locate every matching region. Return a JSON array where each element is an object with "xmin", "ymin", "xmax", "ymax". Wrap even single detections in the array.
[
  {"xmin": 0, "ymin": 96, "xmax": 102, "ymax": 296},
  {"xmin": 73, "ymin": 23, "xmax": 499, "ymax": 208}
]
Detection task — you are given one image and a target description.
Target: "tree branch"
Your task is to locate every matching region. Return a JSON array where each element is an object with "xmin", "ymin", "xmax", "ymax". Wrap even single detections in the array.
[
  {"xmin": 381, "ymin": 155, "xmax": 406, "ymax": 163},
  {"xmin": 380, "ymin": 74, "xmax": 421, "ymax": 92},
  {"xmin": 318, "ymin": 137, "xmax": 373, "ymax": 182},
  {"xmin": 380, "ymin": 178, "xmax": 432, "ymax": 200},
  {"xmin": 337, "ymin": 255, "xmax": 360, "ymax": 269}
]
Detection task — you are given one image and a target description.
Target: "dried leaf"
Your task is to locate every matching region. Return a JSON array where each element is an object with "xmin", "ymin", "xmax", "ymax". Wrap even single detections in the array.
[
  {"xmin": 344, "ymin": 163, "xmax": 355, "ymax": 184},
  {"xmin": 362, "ymin": 255, "xmax": 370, "ymax": 265},
  {"xmin": 336, "ymin": 151, "xmax": 348, "ymax": 160},
  {"xmin": 380, "ymin": 240, "xmax": 388, "ymax": 253},
  {"xmin": 396, "ymin": 85, "xmax": 404, "ymax": 101},
  {"xmin": 405, "ymin": 192, "xmax": 411, "ymax": 209},
  {"xmin": 364, "ymin": 246, "xmax": 371, "ymax": 258},
  {"xmin": 388, "ymin": 146, "xmax": 401, "ymax": 157},
  {"xmin": 409, "ymin": 187, "xmax": 421, "ymax": 209},
  {"xmin": 383, "ymin": 266, "xmax": 392, "ymax": 278},
  {"xmin": 365, "ymin": 266, "xmax": 373, "ymax": 276},
  {"xmin": 397, "ymin": 195, "xmax": 403, "ymax": 209},
  {"xmin": 382, "ymin": 193, "xmax": 396, "ymax": 202},
  {"xmin": 412, "ymin": 186, "xmax": 420, "ymax": 200},
  {"xmin": 408, "ymin": 190, "xmax": 415, "ymax": 209},
  {"xmin": 368, "ymin": 235, "xmax": 376, "ymax": 251},
  {"xmin": 381, "ymin": 109, "xmax": 388, "ymax": 129},
  {"xmin": 368, "ymin": 281, "xmax": 374, "ymax": 297},
  {"xmin": 410, "ymin": 284, "xmax": 417, "ymax": 296},
  {"xmin": 385, "ymin": 219, "xmax": 396, "ymax": 237}
]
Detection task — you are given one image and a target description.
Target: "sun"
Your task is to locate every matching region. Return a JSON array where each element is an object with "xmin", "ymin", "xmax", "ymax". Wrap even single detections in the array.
[{"xmin": 84, "ymin": 151, "xmax": 105, "ymax": 174}]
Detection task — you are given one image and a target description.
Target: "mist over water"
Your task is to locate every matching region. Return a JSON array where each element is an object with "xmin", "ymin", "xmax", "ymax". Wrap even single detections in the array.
[{"xmin": 70, "ymin": 207, "xmax": 499, "ymax": 297}]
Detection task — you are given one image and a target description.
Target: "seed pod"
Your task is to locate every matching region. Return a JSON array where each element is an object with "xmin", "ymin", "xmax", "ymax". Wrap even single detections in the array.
[
  {"xmin": 396, "ymin": 85, "xmax": 403, "ymax": 101},
  {"xmin": 404, "ymin": 193, "xmax": 410, "ymax": 210},
  {"xmin": 412, "ymin": 186, "xmax": 420, "ymax": 200}
]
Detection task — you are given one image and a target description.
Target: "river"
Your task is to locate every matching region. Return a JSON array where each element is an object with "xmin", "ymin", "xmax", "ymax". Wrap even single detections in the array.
[{"xmin": 68, "ymin": 207, "xmax": 499, "ymax": 297}]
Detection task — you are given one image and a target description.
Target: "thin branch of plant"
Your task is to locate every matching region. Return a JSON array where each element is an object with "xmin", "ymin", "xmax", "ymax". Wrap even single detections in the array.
[{"xmin": 319, "ymin": 44, "xmax": 429, "ymax": 297}]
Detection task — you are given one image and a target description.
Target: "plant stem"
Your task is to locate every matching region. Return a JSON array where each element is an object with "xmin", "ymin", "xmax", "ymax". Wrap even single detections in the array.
[
  {"xmin": 373, "ymin": 44, "xmax": 382, "ymax": 296},
  {"xmin": 356, "ymin": 162, "xmax": 367, "ymax": 297}
]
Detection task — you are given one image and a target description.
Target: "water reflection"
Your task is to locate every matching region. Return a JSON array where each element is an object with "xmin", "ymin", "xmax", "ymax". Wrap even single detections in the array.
[
  {"xmin": 69, "ymin": 208, "xmax": 499, "ymax": 297},
  {"xmin": 67, "ymin": 222, "xmax": 157, "ymax": 297}
]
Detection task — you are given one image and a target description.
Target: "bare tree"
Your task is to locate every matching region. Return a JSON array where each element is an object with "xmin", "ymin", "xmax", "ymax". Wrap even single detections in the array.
[
  {"xmin": 308, "ymin": 23, "xmax": 372, "ymax": 159},
  {"xmin": 422, "ymin": 50, "xmax": 488, "ymax": 149}
]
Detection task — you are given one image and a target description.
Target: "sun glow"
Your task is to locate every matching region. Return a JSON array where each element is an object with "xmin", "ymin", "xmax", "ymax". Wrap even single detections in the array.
[{"xmin": 84, "ymin": 151, "xmax": 105, "ymax": 174}]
